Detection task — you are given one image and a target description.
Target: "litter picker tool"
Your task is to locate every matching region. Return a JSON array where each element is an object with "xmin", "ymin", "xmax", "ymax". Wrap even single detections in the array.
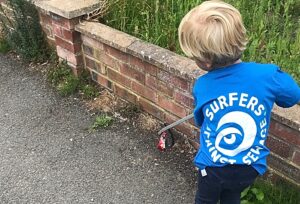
[{"xmin": 157, "ymin": 113, "xmax": 194, "ymax": 151}]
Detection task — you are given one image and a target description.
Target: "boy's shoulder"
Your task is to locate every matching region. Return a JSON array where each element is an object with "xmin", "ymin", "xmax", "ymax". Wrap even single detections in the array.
[{"xmin": 195, "ymin": 62, "xmax": 280, "ymax": 83}]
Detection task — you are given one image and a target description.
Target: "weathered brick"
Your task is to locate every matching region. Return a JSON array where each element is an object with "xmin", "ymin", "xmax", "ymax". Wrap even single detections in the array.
[
  {"xmin": 39, "ymin": 12, "xmax": 52, "ymax": 26},
  {"xmin": 56, "ymin": 46, "xmax": 83, "ymax": 66},
  {"xmin": 114, "ymin": 84, "xmax": 137, "ymax": 104},
  {"xmin": 81, "ymin": 35, "xmax": 104, "ymax": 51},
  {"xmin": 145, "ymin": 75, "xmax": 173, "ymax": 97},
  {"xmin": 96, "ymin": 73, "xmax": 113, "ymax": 90},
  {"xmin": 84, "ymin": 57, "xmax": 98, "ymax": 71},
  {"xmin": 268, "ymin": 154, "xmax": 300, "ymax": 184},
  {"xmin": 105, "ymin": 45, "xmax": 129, "ymax": 63},
  {"xmin": 107, "ymin": 68, "xmax": 132, "ymax": 88},
  {"xmin": 120, "ymin": 63, "xmax": 145, "ymax": 84},
  {"xmin": 55, "ymin": 36, "xmax": 81, "ymax": 54},
  {"xmin": 158, "ymin": 94, "xmax": 186, "ymax": 118},
  {"xmin": 62, "ymin": 29, "xmax": 81, "ymax": 43},
  {"xmin": 42, "ymin": 24, "xmax": 54, "ymax": 38},
  {"xmin": 292, "ymin": 150, "xmax": 300, "ymax": 166},
  {"xmin": 129, "ymin": 56, "xmax": 157, "ymax": 76},
  {"xmin": 82, "ymin": 44, "xmax": 94, "ymax": 57},
  {"xmin": 266, "ymin": 135, "xmax": 292, "ymax": 159},
  {"xmin": 158, "ymin": 70, "xmax": 189, "ymax": 91},
  {"xmin": 51, "ymin": 14, "xmax": 79, "ymax": 30},
  {"xmin": 174, "ymin": 90, "xmax": 194, "ymax": 108},
  {"xmin": 269, "ymin": 119, "xmax": 300, "ymax": 146},
  {"xmin": 138, "ymin": 98, "xmax": 165, "ymax": 120},
  {"xmin": 132, "ymin": 81, "xmax": 156, "ymax": 103},
  {"xmin": 95, "ymin": 49, "xmax": 117, "ymax": 69}
]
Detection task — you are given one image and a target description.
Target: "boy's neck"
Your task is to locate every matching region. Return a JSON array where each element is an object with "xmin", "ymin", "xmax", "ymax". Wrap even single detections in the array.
[{"xmin": 210, "ymin": 59, "xmax": 242, "ymax": 71}]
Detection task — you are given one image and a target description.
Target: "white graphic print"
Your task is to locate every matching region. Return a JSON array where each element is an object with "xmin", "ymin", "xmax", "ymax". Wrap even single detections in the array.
[
  {"xmin": 202, "ymin": 92, "xmax": 268, "ymax": 165},
  {"xmin": 215, "ymin": 111, "xmax": 257, "ymax": 157}
]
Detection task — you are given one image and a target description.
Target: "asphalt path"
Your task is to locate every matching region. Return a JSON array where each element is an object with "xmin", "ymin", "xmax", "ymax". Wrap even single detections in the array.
[{"xmin": 0, "ymin": 54, "xmax": 197, "ymax": 204}]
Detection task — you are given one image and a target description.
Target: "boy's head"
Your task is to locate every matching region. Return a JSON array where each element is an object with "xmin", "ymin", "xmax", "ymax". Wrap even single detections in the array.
[{"xmin": 178, "ymin": 0, "xmax": 247, "ymax": 70}]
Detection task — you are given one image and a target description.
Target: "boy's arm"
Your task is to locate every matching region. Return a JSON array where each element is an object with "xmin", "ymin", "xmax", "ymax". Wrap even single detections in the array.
[{"xmin": 272, "ymin": 68, "xmax": 300, "ymax": 107}]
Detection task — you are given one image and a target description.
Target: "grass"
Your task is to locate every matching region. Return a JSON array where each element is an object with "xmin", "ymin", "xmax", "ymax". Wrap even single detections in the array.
[
  {"xmin": 0, "ymin": 37, "xmax": 10, "ymax": 53},
  {"xmin": 241, "ymin": 178, "xmax": 300, "ymax": 204},
  {"xmin": 47, "ymin": 62, "xmax": 99, "ymax": 98},
  {"xmin": 104, "ymin": 0, "xmax": 300, "ymax": 83}
]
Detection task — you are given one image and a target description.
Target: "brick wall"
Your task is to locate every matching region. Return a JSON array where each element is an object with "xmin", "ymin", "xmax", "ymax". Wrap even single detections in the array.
[{"xmin": 3, "ymin": 0, "xmax": 300, "ymax": 186}]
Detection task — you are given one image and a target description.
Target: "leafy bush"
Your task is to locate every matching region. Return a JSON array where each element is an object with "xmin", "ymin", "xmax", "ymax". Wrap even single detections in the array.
[
  {"xmin": 0, "ymin": 0, "xmax": 50, "ymax": 61},
  {"xmin": 105, "ymin": 0, "xmax": 300, "ymax": 83}
]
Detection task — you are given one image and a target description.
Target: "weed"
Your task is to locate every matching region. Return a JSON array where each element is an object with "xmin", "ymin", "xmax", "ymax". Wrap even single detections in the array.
[
  {"xmin": 79, "ymin": 84, "xmax": 99, "ymax": 99},
  {"xmin": 90, "ymin": 114, "xmax": 113, "ymax": 131},
  {"xmin": 57, "ymin": 75, "xmax": 80, "ymax": 96},
  {"xmin": 47, "ymin": 62, "xmax": 72, "ymax": 86},
  {"xmin": 241, "ymin": 178, "xmax": 300, "ymax": 204},
  {"xmin": 0, "ymin": 37, "xmax": 10, "ymax": 53}
]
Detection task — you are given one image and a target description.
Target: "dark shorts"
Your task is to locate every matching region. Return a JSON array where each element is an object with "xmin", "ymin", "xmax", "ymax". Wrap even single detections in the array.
[{"xmin": 195, "ymin": 165, "xmax": 258, "ymax": 204}]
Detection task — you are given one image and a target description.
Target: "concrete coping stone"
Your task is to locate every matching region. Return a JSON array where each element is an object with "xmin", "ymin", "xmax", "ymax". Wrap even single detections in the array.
[
  {"xmin": 35, "ymin": 0, "xmax": 101, "ymax": 19},
  {"xmin": 76, "ymin": 21, "xmax": 205, "ymax": 81},
  {"xmin": 75, "ymin": 21, "xmax": 300, "ymax": 131}
]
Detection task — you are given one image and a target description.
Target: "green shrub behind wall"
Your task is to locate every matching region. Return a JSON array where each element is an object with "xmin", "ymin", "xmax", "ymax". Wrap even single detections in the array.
[{"xmin": 0, "ymin": 0, "xmax": 50, "ymax": 61}]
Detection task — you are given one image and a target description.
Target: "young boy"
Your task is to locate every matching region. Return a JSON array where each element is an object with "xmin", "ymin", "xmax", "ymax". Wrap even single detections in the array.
[{"xmin": 178, "ymin": 1, "xmax": 300, "ymax": 204}]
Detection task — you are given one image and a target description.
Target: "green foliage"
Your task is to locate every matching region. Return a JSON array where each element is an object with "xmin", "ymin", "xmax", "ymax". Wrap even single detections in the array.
[
  {"xmin": 105, "ymin": 0, "xmax": 300, "ymax": 83},
  {"xmin": 56, "ymin": 75, "xmax": 80, "ymax": 96},
  {"xmin": 48, "ymin": 62, "xmax": 79, "ymax": 96},
  {"xmin": 241, "ymin": 179, "xmax": 300, "ymax": 204},
  {"xmin": 0, "ymin": 37, "xmax": 10, "ymax": 53},
  {"xmin": 48, "ymin": 62, "xmax": 99, "ymax": 98},
  {"xmin": 241, "ymin": 186, "xmax": 265, "ymax": 204},
  {"xmin": 79, "ymin": 84, "xmax": 99, "ymax": 99},
  {"xmin": 90, "ymin": 115, "xmax": 113, "ymax": 130},
  {"xmin": 0, "ymin": 0, "xmax": 50, "ymax": 61}
]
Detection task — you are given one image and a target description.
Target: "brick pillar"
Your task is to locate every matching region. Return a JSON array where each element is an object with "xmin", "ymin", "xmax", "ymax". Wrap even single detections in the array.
[{"xmin": 50, "ymin": 13, "xmax": 83, "ymax": 76}]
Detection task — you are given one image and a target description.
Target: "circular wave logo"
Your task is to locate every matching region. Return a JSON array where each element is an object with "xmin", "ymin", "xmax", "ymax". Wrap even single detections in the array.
[{"xmin": 215, "ymin": 111, "xmax": 257, "ymax": 157}]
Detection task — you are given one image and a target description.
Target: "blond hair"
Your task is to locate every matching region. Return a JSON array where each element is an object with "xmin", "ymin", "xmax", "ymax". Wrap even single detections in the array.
[{"xmin": 178, "ymin": 0, "xmax": 247, "ymax": 68}]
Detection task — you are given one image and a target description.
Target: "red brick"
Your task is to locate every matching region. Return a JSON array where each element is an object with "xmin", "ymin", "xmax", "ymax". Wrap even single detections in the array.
[
  {"xmin": 114, "ymin": 85, "xmax": 137, "ymax": 104},
  {"xmin": 158, "ymin": 94, "xmax": 186, "ymax": 118},
  {"xmin": 52, "ymin": 23, "xmax": 62, "ymax": 37},
  {"xmin": 120, "ymin": 63, "xmax": 145, "ymax": 84},
  {"xmin": 82, "ymin": 44, "xmax": 94, "ymax": 57},
  {"xmin": 269, "ymin": 119, "xmax": 300, "ymax": 146},
  {"xmin": 292, "ymin": 150, "xmax": 300, "ymax": 166},
  {"xmin": 132, "ymin": 81, "xmax": 157, "ymax": 102},
  {"xmin": 39, "ymin": 12, "xmax": 52, "ymax": 26},
  {"xmin": 51, "ymin": 14, "xmax": 79, "ymax": 30},
  {"xmin": 105, "ymin": 45, "xmax": 129, "ymax": 63},
  {"xmin": 96, "ymin": 73, "xmax": 113, "ymax": 90},
  {"xmin": 266, "ymin": 135, "xmax": 292, "ymax": 159},
  {"xmin": 85, "ymin": 57, "xmax": 98, "ymax": 71},
  {"xmin": 56, "ymin": 46, "xmax": 83, "ymax": 66},
  {"xmin": 145, "ymin": 75, "xmax": 173, "ymax": 97},
  {"xmin": 158, "ymin": 70, "xmax": 189, "ymax": 91},
  {"xmin": 107, "ymin": 68, "xmax": 132, "ymax": 88},
  {"xmin": 174, "ymin": 90, "xmax": 194, "ymax": 108},
  {"xmin": 129, "ymin": 56, "xmax": 157, "ymax": 76},
  {"xmin": 95, "ymin": 50, "xmax": 117, "ymax": 69},
  {"xmin": 81, "ymin": 35, "xmax": 104, "ymax": 51},
  {"xmin": 55, "ymin": 36, "xmax": 81, "ymax": 54},
  {"xmin": 62, "ymin": 29, "xmax": 81, "ymax": 43},
  {"xmin": 42, "ymin": 25, "xmax": 54, "ymax": 38},
  {"xmin": 138, "ymin": 98, "xmax": 165, "ymax": 120}
]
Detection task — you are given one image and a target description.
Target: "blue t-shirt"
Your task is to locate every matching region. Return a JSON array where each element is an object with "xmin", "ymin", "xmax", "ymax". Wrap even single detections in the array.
[{"xmin": 193, "ymin": 62, "xmax": 300, "ymax": 175}]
